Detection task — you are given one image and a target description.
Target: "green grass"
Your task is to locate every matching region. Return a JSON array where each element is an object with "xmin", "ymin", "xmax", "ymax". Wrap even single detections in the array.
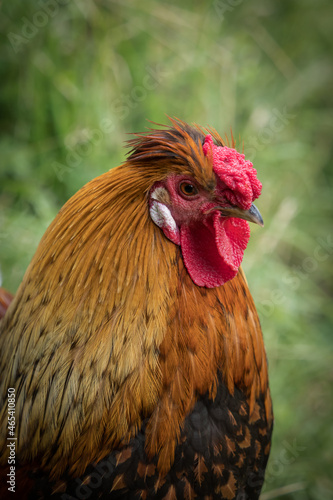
[{"xmin": 1, "ymin": 1, "xmax": 332, "ymax": 498}]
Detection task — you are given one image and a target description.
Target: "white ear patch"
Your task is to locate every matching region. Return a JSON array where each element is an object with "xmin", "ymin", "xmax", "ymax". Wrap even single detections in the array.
[
  {"xmin": 150, "ymin": 200, "xmax": 177, "ymax": 231},
  {"xmin": 149, "ymin": 186, "xmax": 180, "ymax": 245}
]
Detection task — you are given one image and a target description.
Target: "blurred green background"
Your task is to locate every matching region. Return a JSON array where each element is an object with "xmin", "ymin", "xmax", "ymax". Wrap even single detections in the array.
[{"xmin": 0, "ymin": 1, "xmax": 332, "ymax": 498}]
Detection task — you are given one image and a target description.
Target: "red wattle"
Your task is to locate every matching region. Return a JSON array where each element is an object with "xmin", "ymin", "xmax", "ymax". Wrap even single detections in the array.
[{"xmin": 180, "ymin": 212, "xmax": 250, "ymax": 288}]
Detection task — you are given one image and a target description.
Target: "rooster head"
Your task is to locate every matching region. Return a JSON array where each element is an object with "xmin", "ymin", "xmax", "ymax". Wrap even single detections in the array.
[{"xmin": 128, "ymin": 119, "xmax": 263, "ymax": 288}]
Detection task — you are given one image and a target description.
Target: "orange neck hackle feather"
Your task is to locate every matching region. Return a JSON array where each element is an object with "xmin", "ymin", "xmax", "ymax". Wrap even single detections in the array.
[{"xmin": 0, "ymin": 119, "xmax": 272, "ymax": 479}]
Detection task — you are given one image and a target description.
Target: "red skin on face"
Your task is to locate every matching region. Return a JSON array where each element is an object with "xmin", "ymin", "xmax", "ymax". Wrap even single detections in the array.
[{"xmin": 150, "ymin": 136, "xmax": 262, "ymax": 288}]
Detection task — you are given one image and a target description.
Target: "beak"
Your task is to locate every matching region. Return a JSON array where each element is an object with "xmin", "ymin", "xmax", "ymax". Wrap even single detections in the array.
[{"xmin": 205, "ymin": 202, "xmax": 264, "ymax": 227}]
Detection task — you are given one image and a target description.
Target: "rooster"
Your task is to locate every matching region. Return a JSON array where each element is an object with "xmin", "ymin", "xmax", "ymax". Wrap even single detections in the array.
[{"xmin": 0, "ymin": 119, "xmax": 273, "ymax": 499}]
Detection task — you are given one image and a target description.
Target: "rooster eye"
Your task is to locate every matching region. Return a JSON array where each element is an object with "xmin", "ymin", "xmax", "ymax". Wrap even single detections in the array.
[{"xmin": 179, "ymin": 181, "xmax": 198, "ymax": 197}]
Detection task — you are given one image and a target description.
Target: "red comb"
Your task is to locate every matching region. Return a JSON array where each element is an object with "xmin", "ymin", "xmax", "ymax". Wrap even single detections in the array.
[{"xmin": 203, "ymin": 135, "xmax": 262, "ymax": 210}]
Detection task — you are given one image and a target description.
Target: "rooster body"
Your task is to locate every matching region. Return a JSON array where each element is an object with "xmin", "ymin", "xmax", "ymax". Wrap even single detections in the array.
[{"xmin": 0, "ymin": 120, "xmax": 273, "ymax": 499}]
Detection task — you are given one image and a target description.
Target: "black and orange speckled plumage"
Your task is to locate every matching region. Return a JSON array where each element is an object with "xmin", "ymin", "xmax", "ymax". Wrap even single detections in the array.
[{"xmin": 0, "ymin": 119, "xmax": 273, "ymax": 499}]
